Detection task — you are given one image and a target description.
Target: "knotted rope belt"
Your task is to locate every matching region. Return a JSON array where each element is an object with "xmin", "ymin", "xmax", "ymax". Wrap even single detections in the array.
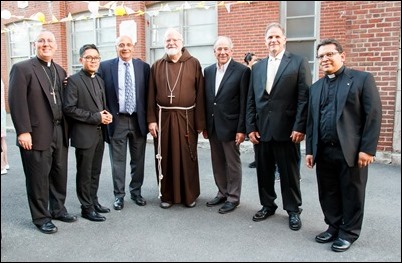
[{"xmin": 156, "ymin": 103, "xmax": 196, "ymax": 198}]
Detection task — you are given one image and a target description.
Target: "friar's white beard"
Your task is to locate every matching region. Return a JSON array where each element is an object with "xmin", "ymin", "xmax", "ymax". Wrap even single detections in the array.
[{"xmin": 165, "ymin": 47, "xmax": 180, "ymax": 56}]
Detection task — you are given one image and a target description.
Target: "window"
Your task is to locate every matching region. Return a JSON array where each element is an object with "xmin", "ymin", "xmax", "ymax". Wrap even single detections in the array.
[
  {"xmin": 147, "ymin": 1, "xmax": 217, "ymax": 69},
  {"xmin": 281, "ymin": 1, "xmax": 320, "ymax": 81},
  {"xmin": 70, "ymin": 12, "xmax": 116, "ymax": 73},
  {"xmin": 7, "ymin": 21, "xmax": 42, "ymax": 65}
]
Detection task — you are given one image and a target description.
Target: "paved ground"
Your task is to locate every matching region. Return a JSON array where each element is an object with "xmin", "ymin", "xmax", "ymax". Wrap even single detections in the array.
[{"xmin": 1, "ymin": 130, "xmax": 401, "ymax": 262}]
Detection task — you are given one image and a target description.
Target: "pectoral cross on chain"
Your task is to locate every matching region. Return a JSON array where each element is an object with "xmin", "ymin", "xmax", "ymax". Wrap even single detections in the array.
[
  {"xmin": 50, "ymin": 91, "xmax": 57, "ymax": 104},
  {"xmin": 168, "ymin": 92, "xmax": 175, "ymax": 104}
]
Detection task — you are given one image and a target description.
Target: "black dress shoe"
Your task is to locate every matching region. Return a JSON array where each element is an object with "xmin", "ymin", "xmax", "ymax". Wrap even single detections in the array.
[
  {"xmin": 218, "ymin": 201, "xmax": 239, "ymax": 214},
  {"xmin": 315, "ymin": 231, "xmax": 337, "ymax": 243},
  {"xmin": 331, "ymin": 238, "xmax": 352, "ymax": 252},
  {"xmin": 289, "ymin": 212, "xmax": 302, "ymax": 231},
  {"xmin": 53, "ymin": 213, "xmax": 77, "ymax": 223},
  {"xmin": 36, "ymin": 221, "xmax": 58, "ymax": 234},
  {"xmin": 113, "ymin": 197, "xmax": 124, "ymax": 210},
  {"xmin": 248, "ymin": 161, "xmax": 256, "ymax": 168},
  {"xmin": 131, "ymin": 195, "xmax": 146, "ymax": 206},
  {"xmin": 206, "ymin": 196, "xmax": 227, "ymax": 207},
  {"xmin": 94, "ymin": 203, "xmax": 110, "ymax": 213},
  {"xmin": 252, "ymin": 207, "xmax": 275, "ymax": 222},
  {"xmin": 81, "ymin": 211, "xmax": 106, "ymax": 222},
  {"xmin": 160, "ymin": 202, "xmax": 173, "ymax": 209}
]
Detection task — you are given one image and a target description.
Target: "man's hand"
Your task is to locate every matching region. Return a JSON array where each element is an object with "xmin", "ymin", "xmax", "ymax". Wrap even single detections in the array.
[{"xmin": 148, "ymin": 122, "xmax": 158, "ymax": 138}]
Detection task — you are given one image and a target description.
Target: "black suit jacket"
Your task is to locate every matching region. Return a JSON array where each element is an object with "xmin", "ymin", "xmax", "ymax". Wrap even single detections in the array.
[
  {"xmin": 8, "ymin": 57, "xmax": 69, "ymax": 150},
  {"xmin": 97, "ymin": 57, "xmax": 150, "ymax": 137},
  {"xmin": 204, "ymin": 59, "xmax": 250, "ymax": 141},
  {"xmin": 63, "ymin": 69, "xmax": 109, "ymax": 148},
  {"xmin": 306, "ymin": 67, "xmax": 382, "ymax": 167},
  {"xmin": 246, "ymin": 51, "xmax": 311, "ymax": 141}
]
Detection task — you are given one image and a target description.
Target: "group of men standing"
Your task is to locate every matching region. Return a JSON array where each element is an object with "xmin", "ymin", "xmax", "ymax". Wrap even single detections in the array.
[{"xmin": 8, "ymin": 22, "xmax": 382, "ymax": 253}]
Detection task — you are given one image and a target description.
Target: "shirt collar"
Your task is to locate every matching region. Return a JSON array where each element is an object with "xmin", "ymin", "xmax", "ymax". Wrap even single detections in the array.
[
  {"xmin": 269, "ymin": 50, "xmax": 285, "ymax": 62},
  {"xmin": 119, "ymin": 58, "xmax": 132, "ymax": 67},
  {"xmin": 216, "ymin": 58, "xmax": 231, "ymax": 72}
]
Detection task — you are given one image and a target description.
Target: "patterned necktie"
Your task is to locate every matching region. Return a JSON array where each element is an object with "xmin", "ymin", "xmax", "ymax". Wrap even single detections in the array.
[{"xmin": 124, "ymin": 62, "xmax": 135, "ymax": 114}]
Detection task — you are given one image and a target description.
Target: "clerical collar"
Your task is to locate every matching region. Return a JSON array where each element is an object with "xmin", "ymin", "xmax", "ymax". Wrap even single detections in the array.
[
  {"xmin": 326, "ymin": 66, "xmax": 345, "ymax": 79},
  {"xmin": 82, "ymin": 69, "xmax": 96, "ymax": 78},
  {"xmin": 37, "ymin": 57, "xmax": 53, "ymax": 67}
]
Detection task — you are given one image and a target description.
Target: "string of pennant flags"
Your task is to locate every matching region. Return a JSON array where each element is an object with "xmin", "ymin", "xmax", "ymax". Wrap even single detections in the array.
[{"xmin": 1, "ymin": 1, "xmax": 253, "ymax": 34}]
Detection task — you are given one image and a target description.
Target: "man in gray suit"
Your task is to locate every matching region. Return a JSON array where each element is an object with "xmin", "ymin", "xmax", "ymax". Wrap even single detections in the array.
[
  {"xmin": 306, "ymin": 39, "xmax": 382, "ymax": 252},
  {"xmin": 203, "ymin": 36, "xmax": 250, "ymax": 214},
  {"xmin": 246, "ymin": 23, "xmax": 311, "ymax": 230},
  {"xmin": 97, "ymin": 35, "xmax": 150, "ymax": 210}
]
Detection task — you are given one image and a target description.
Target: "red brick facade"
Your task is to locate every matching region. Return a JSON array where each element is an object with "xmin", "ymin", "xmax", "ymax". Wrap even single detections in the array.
[{"xmin": 1, "ymin": 1, "xmax": 400, "ymax": 157}]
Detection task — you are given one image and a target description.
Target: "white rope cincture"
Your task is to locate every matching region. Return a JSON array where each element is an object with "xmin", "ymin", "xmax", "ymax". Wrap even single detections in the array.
[{"xmin": 156, "ymin": 103, "xmax": 196, "ymax": 198}]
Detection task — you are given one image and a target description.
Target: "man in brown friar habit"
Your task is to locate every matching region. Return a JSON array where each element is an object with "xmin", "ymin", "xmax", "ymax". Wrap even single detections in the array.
[{"xmin": 147, "ymin": 28, "xmax": 206, "ymax": 209}]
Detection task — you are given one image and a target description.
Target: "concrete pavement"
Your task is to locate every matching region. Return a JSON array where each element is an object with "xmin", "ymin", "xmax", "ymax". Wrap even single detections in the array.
[{"xmin": 1, "ymin": 130, "xmax": 401, "ymax": 262}]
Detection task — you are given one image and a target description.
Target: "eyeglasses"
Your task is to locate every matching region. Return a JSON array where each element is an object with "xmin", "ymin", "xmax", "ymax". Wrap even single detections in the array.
[
  {"xmin": 316, "ymin": 51, "xmax": 339, "ymax": 60},
  {"xmin": 117, "ymin": 43, "xmax": 133, "ymax": 48},
  {"xmin": 82, "ymin": 56, "xmax": 101, "ymax": 62}
]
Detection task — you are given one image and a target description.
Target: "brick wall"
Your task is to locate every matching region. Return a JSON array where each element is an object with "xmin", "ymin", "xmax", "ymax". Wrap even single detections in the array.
[{"xmin": 1, "ymin": 1, "xmax": 400, "ymax": 155}]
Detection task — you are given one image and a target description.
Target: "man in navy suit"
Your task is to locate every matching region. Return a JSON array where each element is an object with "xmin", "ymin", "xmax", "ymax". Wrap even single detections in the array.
[
  {"xmin": 306, "ymin": 39, "xmax": 382, "ymax": 252},
  {"xmin": 203, "ymin": 36, "xmax": 250, "ymax": 214},
  {"xmin": 246, "ymin": 23, "xmax": 311, "ymax": 231},
  {"xmin": 97, "ymin": 35, "xmax": 150, "ymax": 210}
]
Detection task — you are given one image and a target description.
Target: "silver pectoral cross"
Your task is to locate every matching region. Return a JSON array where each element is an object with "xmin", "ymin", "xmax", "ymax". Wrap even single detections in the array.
[
  {"xmin": 168, "ymin": 92, "xmax": 175, "ymax": 104},
  {"xmin": 50, "ymin": 91, "xmax": 57, "ymax": 104}
]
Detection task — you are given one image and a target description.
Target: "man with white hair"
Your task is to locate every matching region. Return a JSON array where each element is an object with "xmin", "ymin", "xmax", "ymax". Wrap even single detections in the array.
[{"xmin": 147, "ymin": 28, "xmax": 206, "ymax": 209}]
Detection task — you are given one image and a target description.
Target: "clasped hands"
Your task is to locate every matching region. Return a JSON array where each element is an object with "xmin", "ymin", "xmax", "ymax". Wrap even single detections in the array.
[{"xmin": 101, "ymin": 110, "xmax": 113, "ymax": 125}]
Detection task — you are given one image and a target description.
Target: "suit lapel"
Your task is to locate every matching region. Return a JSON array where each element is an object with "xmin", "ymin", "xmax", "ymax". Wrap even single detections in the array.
[
  {"xmin": 209, "ymin": 65, "xmax": 217, "ymax": 96},
  {"xmin": 112, "ymin": 58, "xmax": 119, "ymax": 98},
  {"xmin": 313, "ymin": 79, "xmax": 324, "ymax": 126},
  {"xmin": 216, "ymin": 60, "xmax": 234, "ymax": 96},
  {"xmin": 258, "ymin": 58, "xmax": 268, "ymax": 93},
  {"xmin": 32, "ymin": 58, "xmax": 54, "ymax": 105},
  {"xmin": 272, "ymin": 52, "xmax": 291, "ymax": 91},
  {"xmin": 336, "ymin": 69, "xmax": 353, "ymax": 120},
  {"xmin": 79, "ymin": 71, "xmax": 102, "ymax": 110}
]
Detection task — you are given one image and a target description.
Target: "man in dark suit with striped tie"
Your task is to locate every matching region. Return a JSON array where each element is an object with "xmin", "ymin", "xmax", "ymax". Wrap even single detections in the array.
[{"xmin": 98, "ymin": 35, "xmax": 150, "ymax": 210}]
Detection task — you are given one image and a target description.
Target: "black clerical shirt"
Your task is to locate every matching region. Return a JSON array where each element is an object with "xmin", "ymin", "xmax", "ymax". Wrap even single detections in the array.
[{"xmin": 319, "ymin": 66, "xmax": 345, "ymax": 144}]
